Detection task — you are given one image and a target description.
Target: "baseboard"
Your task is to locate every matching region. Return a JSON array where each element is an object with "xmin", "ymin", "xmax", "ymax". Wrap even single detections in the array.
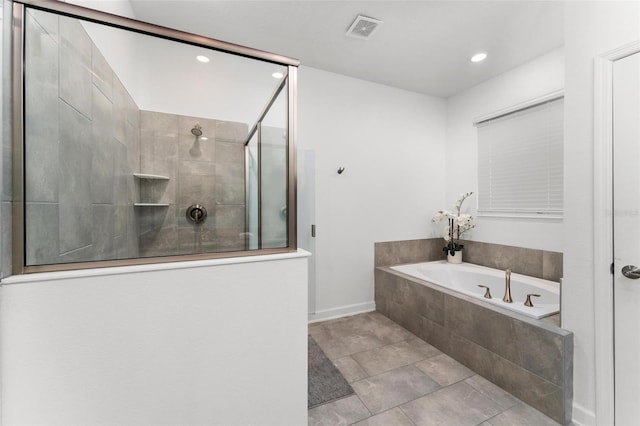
[
  {"xmin": 308, "ymin": 301, "xmax": 376, "ymax": 323},
  {"xmin": 571, "ymin": 402, "xmax": 596, "ymax": 426}
]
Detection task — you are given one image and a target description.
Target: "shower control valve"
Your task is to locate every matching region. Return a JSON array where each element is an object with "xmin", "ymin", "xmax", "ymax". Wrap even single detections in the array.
[{"xmin": 186, "ymin": 204, "xmax": 207, "ymax": 225}]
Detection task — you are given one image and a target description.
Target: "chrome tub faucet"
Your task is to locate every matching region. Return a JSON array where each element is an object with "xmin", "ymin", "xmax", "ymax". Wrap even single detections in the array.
[{"xmin": 503, "ymin": 269, "xmax": 513, "ymax": 303}]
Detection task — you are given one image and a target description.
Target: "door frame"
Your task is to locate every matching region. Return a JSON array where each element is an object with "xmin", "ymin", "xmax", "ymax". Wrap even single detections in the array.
[{"xmin": 593, "ymin": 40, "xmax": 640, "ymax": 426}]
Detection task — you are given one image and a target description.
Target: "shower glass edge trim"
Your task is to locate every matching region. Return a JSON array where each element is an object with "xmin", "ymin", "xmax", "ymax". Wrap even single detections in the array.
[
  {"xmin": 13, "ymin": 0, "xmax": 300, "ymax": 66},
  {"xmin": 11, "ymin": 0, "xmax": 299, "ymax": 275},
  {"xmin": 11, "ymin": 3, "xmax": 25, "ymax": 276}
]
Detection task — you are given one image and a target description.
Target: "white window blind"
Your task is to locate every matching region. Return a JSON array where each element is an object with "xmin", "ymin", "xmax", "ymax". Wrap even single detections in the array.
[{"xmin": 476, "ymin": 97, "xmax": 563, "ymax": 217}]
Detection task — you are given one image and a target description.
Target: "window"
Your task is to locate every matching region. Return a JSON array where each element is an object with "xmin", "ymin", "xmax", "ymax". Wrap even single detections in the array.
[{"xmin": 476, "ymin": 93, "xmax": 564, "ymax": 218}]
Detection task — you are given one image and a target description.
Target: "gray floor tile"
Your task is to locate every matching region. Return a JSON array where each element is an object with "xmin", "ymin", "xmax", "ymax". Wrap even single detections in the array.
[
  {"xmin": 405, "ymin": 337, "xmax": 442, "ymax": 358},
  {"xmin": 333, "ymin": 356, "xmax": 369, "ymax": 383},
  {"xmin": 352, "ymin": 339, "xmax": 439, "ymax": 376},
  {"xmin": 320, "ymin": 312, "xmax": 414, "ymax": 346},
  {"xmin": 352, "ymin": 407, "xmax": 416, "ymax": 426},
  {"xmin": 483, "ymin": 403, "xmax": 561, "ymax": 426},
  {"xmin": 312, "ymin": 326, "xmax": 387, "ymax": 360},
  {"xmin": 353, "ymin": 365, "xmax": 440, "ymax": 415},
  {"xmin": 415, "ymin": 353, "xmax": 475, "ymax": 386},
  {"xmin": 464, "ymin": 374, "xmax": 521, "ymax": 411},
  {"xmin": 365, "ymin": 312, "xmax": 417, "ymax": 343},
  {"xmin": 400, "ymin": 381, "xmax": 503, "ymax": 426},
  {"xmin": 308, "ymin": 395, "xmax": 370, "ymax": 426},
  {"xmin": 308, "ymin": 322, "xmax": 326, "ymax": 337},
  {"xmin": 308, "ymin": 313, "xmax": 559, "ymax": 426}
]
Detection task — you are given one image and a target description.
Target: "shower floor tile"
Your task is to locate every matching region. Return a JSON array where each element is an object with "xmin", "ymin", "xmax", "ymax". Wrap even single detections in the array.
[{"xmin": 308, "ymin": 312, "xmax": 562, "ymax": 426}]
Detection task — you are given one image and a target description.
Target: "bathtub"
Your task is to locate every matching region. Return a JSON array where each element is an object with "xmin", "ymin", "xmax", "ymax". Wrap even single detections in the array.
[{"xmin": 390, "ymin": 260, "xmax": 559, "ymax": 319}]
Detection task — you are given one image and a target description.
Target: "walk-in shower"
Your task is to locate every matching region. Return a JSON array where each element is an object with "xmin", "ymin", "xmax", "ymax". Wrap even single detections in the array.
[{"xmin": 8, "ymin": 0, "xmax": 298, "ymax": 274}]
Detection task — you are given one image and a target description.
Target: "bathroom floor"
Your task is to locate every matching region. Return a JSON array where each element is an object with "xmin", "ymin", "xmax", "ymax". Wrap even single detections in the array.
[{"xmin": 308, "ymin": 312, "xmax": 561, "ymax": 426}]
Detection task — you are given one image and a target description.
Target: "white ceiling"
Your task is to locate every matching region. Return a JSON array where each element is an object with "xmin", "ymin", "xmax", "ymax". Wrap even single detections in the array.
[{"xmin": 128, "ymin": 0, "xmax": 565, "ymax": 98}]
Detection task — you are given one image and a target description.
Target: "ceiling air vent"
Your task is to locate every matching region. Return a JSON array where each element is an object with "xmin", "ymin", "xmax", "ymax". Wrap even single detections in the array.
[{"xmin": 346, "ymin": 15, "xmax": 383, "ymax": 40}]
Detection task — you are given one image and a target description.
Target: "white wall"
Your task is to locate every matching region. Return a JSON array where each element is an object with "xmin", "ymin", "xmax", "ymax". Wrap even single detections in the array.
[
  {"xmin": 445, "ymin": 48, "xmax": 565, "ymax": 252},
  {"xmin": 298, "ymin": 66, "xmax": 447, "ymax": 320},
  {"xmin": 0, "ymin": 252, "xmax": 308, "ymax": 425},
  {"xmin": 563, "ymin": 2, "xmax": 640, "ymax": 425}
]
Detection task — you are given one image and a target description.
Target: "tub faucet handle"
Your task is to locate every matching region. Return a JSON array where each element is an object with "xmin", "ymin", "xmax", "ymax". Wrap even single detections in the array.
[
  {"xmin": 524, "ymin": 293, "xmax": 541, "ymax": 307},
  {"xmin": 477, "ymin": 285, "xmax": 492, "ymax": 299}
]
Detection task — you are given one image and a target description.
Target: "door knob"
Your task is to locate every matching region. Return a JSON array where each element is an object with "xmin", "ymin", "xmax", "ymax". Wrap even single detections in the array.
[{"xmin": 621, "ymin": 265, "xmax": 640, "ymax": 279}]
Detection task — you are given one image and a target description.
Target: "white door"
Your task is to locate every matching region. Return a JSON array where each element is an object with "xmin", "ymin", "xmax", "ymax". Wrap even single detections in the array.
[{"xmin": 613, "ymin": 51, "xmax": 640, "ymax": 425}]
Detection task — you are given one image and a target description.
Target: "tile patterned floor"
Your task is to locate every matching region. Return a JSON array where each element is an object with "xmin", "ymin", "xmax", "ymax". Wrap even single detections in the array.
[{"xmin": 308, "ymin": 312, "xmax": 561, "ymax": 426}]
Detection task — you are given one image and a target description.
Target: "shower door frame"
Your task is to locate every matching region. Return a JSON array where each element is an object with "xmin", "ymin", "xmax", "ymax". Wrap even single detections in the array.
[{"xmin": 10, "ymin": 0, "xmax": 300, "ymax": 274}]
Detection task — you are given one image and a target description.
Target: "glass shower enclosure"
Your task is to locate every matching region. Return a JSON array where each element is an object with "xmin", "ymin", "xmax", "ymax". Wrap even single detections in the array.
[{"xmin": 11, "ymin": 0, "xmax": 298, "ymax": 273}]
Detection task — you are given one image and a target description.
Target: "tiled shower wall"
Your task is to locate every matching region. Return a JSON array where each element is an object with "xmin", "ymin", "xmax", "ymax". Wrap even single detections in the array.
[
  {"xmin": 10, "ymin": 10, "xmax": 251, "ymax": 268},
  {"xmin": 24, "ymin": 10, "xmax": 140, "ymax": 265},
  {"xmin": 138, "ymin": 111, "xmax": 247, "ymax": 256}
]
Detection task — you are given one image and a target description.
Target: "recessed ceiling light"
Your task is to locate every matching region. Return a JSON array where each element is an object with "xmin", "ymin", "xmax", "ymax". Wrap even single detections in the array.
[
  {"xmin": 196, "ymin": 55, "xmax": 210, "ymax": 63},
  {"xmin": 272, "ymin": 72, "xmax": 284, "ymax": 79},
  {"xmin": 471, "ymin": 52, "xmax": 487, "ymax": 63}
]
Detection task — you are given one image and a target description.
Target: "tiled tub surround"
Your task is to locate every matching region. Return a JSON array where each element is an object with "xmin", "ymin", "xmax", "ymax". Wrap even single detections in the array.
[
  {"xmin": 375, "ymin": 238, "xmax": 563, "ymax": 282},
  {"xmin": 138, "ymin": 111, "xmax": 247, "ymax": 257},
  {"xmin": 375, "ymin": 267, "xmax": 573, "ymax": 425}
]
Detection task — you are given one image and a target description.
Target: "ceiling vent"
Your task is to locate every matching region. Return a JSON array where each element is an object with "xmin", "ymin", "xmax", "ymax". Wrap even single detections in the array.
[{"xmin": 346, "ymin": 15, "xmax": 383, "ymax": 40}]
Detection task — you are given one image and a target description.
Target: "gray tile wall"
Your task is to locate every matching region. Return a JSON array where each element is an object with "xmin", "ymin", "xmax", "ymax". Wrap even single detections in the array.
[
  {"xmin": 138, "ymin": 111, "xmax": 247, "ymax": 256},
  {"xmin": 375, "ymin": 238, "xmax": 563, "ymax": 282},
  {"xmin": 375, "ymin": 268, "xmax": 573, "ymax": 425},
  {"xmin": 375, "ymin": 239, "xmax": 446, "ymax": 267},
  {"xmin": 24, "ymin": 10, "xmax": 140, "ymax": 265}
]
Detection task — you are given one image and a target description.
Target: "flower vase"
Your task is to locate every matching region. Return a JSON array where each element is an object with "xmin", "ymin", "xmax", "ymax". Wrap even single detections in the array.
[{"xmin": 447, "ymin": 250, "xmax": 462, "ymax": 264}]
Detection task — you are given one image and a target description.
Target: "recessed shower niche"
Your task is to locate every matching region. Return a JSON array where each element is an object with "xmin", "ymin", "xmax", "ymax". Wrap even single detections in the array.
[{"xmin": 19, "ymin": 4, "xmax": 295, "ymax": 270}]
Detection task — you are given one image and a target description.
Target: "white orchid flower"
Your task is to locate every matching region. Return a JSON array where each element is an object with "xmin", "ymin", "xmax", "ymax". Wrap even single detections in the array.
[
  {"xmin": 456, "ymin": 214, "xmax": 472, "ymax": 225},
  {"xmin": 432, "ymin": 210, "xmax": 451, "ymax": 223},
  {"xmin": 433, "ymin": 191, "xmax": 475, "ymax": 245}
]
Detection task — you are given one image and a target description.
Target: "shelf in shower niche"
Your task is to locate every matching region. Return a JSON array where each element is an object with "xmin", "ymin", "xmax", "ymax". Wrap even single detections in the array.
[
  {"xmin": 134, "ymin": 203, "xmax": 170, "ymax": 207},
  {"xmin": 133, "ymin": 173, "xmax": 170, "ymax": 180}
]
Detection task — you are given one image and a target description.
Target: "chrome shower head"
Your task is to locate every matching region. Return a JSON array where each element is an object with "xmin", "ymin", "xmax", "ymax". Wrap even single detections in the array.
[{"xmin": 191, "ymin": 122, "xmax": 203, "ymax": 137}]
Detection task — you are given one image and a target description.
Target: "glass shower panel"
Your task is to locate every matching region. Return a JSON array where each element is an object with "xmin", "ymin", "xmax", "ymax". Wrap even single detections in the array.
[
  {"xmin": 22, "ymin": 6, "xmax": 289, "ymax": 266},
  {"xmin": 260, "ymin": 88, "xmax": 288, "ymax": 249}
]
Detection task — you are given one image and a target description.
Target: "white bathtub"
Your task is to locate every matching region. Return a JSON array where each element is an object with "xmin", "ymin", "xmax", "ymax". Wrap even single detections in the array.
[{"xmin": 390, "ymin": 261, "xmax": 559, "ymax": 319}]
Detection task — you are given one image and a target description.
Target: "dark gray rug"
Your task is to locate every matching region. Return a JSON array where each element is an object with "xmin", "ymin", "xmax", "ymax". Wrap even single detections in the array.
[{"xmin": 308, "ymin": 335, "xmax": 354, "ymax": 409}]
